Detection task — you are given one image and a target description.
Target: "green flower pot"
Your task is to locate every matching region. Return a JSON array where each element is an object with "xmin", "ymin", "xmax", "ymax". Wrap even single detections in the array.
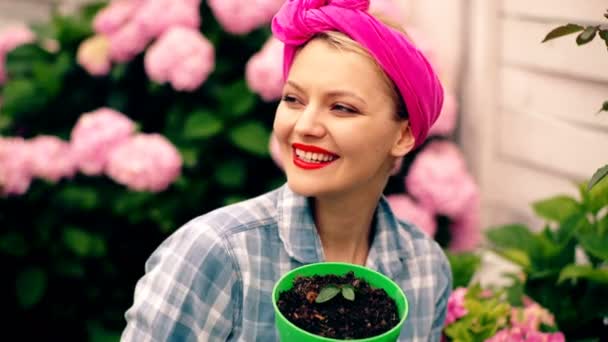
[{"xmin": 272, "ymin": 262, "xmax": 409, "ymax": 342}]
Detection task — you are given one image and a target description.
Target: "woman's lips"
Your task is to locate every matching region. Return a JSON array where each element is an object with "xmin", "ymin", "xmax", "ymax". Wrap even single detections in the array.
[{"xmin": 292, "ymin": 143, "xmax": 339, "ymax": 170}]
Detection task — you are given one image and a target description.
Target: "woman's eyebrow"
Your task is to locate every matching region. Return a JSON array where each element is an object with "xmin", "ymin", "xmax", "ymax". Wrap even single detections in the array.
[{"xmin": 286, "ymin": 80, "xmax": 367, "ymax": 105}]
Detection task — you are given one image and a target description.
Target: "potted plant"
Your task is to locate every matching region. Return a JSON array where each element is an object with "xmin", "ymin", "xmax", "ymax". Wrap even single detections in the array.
[{"xmin": 272, "ymin": 262, "xmax": 409, "ymax": 341}]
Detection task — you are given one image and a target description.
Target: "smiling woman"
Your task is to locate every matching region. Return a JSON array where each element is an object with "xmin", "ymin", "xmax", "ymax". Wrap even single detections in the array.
[{"xmin": 122, "ymin": 0, "xmax": 450, "ymax": 341}]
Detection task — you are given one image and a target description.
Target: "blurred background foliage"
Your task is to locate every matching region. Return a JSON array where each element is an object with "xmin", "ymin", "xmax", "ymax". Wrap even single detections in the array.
[{"xmin": 0, "ymin": 2, "xmax": 285, "ymax": 340}]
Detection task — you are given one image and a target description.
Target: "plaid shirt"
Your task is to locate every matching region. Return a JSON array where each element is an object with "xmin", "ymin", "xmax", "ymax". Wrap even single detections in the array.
[{"xmin": 121, "ymin": 184, "xmax": 452, "ymax": 341}]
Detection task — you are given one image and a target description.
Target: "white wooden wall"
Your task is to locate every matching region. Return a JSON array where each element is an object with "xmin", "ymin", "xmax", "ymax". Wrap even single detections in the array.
[{"xmin": 462, "ymin": 0, "xmax": 608, "ymax": 229}]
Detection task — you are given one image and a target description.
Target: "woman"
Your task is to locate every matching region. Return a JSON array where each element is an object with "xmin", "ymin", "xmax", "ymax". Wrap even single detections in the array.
[{"xmin": 122, "ymin": 0, "xmax": 451, "ymax": 341}]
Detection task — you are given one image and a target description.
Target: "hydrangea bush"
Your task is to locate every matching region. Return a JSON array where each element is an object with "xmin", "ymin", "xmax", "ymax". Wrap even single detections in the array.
[{"xmin": 0, "ymin": 0, "xmax": 482, "ymax": 340}]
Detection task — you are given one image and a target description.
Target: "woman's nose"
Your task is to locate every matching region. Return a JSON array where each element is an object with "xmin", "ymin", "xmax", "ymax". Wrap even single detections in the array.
[{"xmin": 293, "ymin": 105, "xmax": 326, "ymax": 138}]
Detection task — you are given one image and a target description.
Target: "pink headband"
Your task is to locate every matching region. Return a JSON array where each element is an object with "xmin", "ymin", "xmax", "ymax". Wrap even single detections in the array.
[{"xmin": 271, "ymin": 0, "xmax": 444, "ymax": 148}]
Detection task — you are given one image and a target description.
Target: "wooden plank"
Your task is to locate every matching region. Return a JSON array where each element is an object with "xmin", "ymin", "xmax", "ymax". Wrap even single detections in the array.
[
  {"xmin": 501, "ymin": 66, "xmax": 608, "ymax": 130},
  {"xmin": 501, "ymin": 18, "xmax": 608, "ymax": 82},
  {"xmin": 0, "ymin": 1, "xmax": 51, "ymax": 26},
  {"xmin": 483, "ymin": 159, "xmax": 580, "ymax": 226},
  {"xmin": 497, "ymin": 108, "xmax": 608, "ymax": 180},
  {"xmin": 502, "ymin": 0, "xmax": 607, "ymax": 23}
]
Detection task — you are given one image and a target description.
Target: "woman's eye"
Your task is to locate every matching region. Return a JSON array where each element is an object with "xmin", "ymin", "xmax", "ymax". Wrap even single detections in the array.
[
  {"xmin": 332, "ymin": 104, "xmax": 357, "ymax": 114},
  {"xmin": 282, "ymin": 95, "xmax": 298, "ymax": 103}
]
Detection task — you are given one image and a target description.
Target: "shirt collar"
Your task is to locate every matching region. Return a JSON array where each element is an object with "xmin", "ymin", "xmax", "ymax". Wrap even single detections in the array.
[{"xmin": 276, "ymin": 185, "xmax": 413, "ymax": 279}]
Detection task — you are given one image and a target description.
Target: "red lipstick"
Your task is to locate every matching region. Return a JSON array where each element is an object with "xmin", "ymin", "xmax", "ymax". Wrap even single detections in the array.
[{"xmin": 292, "ymin": 143, "xmax": 339, "ymax": 170}]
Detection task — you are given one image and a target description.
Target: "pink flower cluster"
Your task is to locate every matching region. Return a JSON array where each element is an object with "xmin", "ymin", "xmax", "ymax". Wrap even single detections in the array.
[
  {"xmin": 92, "ymin": 0, "xmax": 201, "ymax": 62},
  {"xmin": 144, "ymin": 27, "xmax": 214, "ymax": 92},
  {"xmin": 81, "ymin": 0, "xmax": 211, "ymax": 89},
  {"xmin": 386, "ymin": 194, "xmax": 436, "ymax": 237},
  {"xmin": 0, "ymin": 108, "xmax": 182, "ymax": 196},
  {"xmin": 445, "ymin": 287, "xmax": 468, "ymax": 325},
  {"xmin": 0, "ymin": 25, "xmax": 35, "ymax": 85},
  {"xmin": 444, "ymin": 288, "xmax": 566, "ymax": 342},
  {"xmin": 486, "ymin": 327, "xmax": 565, "ymax": 342},
  {"xmin": 246, "ymin": 37, "xmax": 284, "ymax": 101},
  {"xmin": 106, "ymin": 133, "xmax": 182, "ymax": 192},
  {"xmin": 208, "ymin": 0, "xmax": 285, "ymax": 35},
  {"xmin": 404, "ymin": 140, "xmax": 481, "ymax": 251}
]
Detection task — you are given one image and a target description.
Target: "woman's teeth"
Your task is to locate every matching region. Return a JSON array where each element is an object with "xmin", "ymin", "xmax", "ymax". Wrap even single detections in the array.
[{"xmin": 295, "ymin": 148, "xmax": 337, "ymax": 163}]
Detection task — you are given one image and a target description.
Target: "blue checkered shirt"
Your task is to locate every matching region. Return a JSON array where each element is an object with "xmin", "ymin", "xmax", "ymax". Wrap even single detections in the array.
[{"xmin": 121, "ymin": 184, "xmax": 452, "ymax": 341}]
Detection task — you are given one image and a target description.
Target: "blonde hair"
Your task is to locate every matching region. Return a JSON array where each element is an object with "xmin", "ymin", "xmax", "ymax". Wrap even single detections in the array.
[{"xmin": 311, "ymin": 14, "xmax": 410, "ymax": 120}]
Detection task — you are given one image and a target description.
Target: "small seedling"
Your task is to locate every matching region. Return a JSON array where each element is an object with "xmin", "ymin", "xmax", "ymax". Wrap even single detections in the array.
[{"xmin": 315, "ymin": 284, "xmax": 355, "ymax": 303}]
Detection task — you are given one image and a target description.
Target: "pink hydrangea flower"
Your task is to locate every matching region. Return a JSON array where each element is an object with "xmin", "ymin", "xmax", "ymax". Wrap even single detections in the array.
[
  {"xmin": 445, "ymin": 287, "xmax": 468, "ymax": 325},
  {"xmin": 406, "ymin": 140, "xmax": 479, "ymax": 218},
  {"xmin": 29, "ymin": 135, "xmax": 76, "ymax": 182},
  {"xmin": 387, "ymin": 194, "xmax": 437, "ymax": 237},
  {"xmin": 429, "ymin": 91, "xmax": 458, "ymax": 137},
  {"xmin": 108, "ymin": 21, "xmax": 152, "ymax": 63},
  {"xmin": 77, "ymin": 35, "xmax": 112, "ymax": 76},
  {"xmin": 0, "ymin": 25, "xmax": 35, "ymax": 54},
  {"xmin": 208, "ymin": 0, "xmax": 285, "ymax": 35},
  {"xmin": 132, "ymin": 0, "xmax": 201, "ymax": 39},
  {"xmin": 486, "ymin": 327, "xmax": 565, "ymax": 342},
  {"xmin": 70, "ymin": 108, "xmax": 136, "ymax": 175},
  {"xmin": 144, "ymin": 27, "xmax": 214, "ymax": 91},
  {"xmin": 0, "ymin": 25, "xmax": 35, "ymax": 84},
  {"xmin": 93, "ymin": 0, "xmax": 144, "ymax": 35},
  {"xmin": 511, "ymin": 302, "xmax": 557, "ymax": 331},
  {"xmin": 448, "ymin": 192, "xmax": 481, "ymax": 252},
  {"xmin": 246, "ymin": 37, "xmax": 284, "ymax": 101},
  {"xmin": 0, "ymin": 136, "xmax": 33, "ymax": 196},
  {"xmin": 106, "ymin": 133, "xmax": 182, "ymax": 192}
]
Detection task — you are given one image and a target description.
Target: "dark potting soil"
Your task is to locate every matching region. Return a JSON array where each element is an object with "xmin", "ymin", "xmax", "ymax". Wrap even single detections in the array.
[{"xmin": 277, "ymin": 271, "xmax": 400, "ymax": 339}]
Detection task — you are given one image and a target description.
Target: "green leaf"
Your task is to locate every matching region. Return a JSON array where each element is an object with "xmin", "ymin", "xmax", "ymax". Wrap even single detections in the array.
[
  {"xmin": 63, "ymin": 227, "xmax": 107, "ymax": 258},
  {"xmin": 183, "ymin": 110, "xmax": 224, "ymax": 139},
  {"xmin": 214, "ymin": 160, "xmax": 246, "ymax": 188},
  {"xmin": 0, "ymin": 232, "xmax": 28, "ymax": 257},
  {"xmin": 554, "ymin": 212, "xmax": 585, "ymax": 246},
  {"xmin": 598, "ymin": 100, "xmax": 608, "ymax": 113},
  {"xmin": 486, "ymin": 224, "xmax": 537, "ymax": 254},
  {"xmin": 532, "ymin": 195, "xmax": 581, "ymax": 223},
  {"xmin": 223, "ymin": 195, "xmax": 246, "ymax": 206},
  {"xmin": 1, "ymin": 79, "xmax": 44, "ymax": 115},
  {"xmin": 558, "ymin": 264, "xmax": 608, "ymax": 284},
  {"xmin": 341, "ymin": 285, "xmax": 355, "ymax": 301},
  {"xmin": 576, "ymin": 26, "xmax": 599, "ymax": 45},
  {"xmin": 542, "ymin": 24, "xmax": 584, "ymax": 42},
  {"xmin": 228, "ymin": 121, "xmax": 270, "ymax": 156},
  {"xmin": 599, "ymin": 30, "xmax": 608, "ymax": 48},
  {"xmin": 589, "ymin": 174, "xmax": 608, "ymax": 214},
  {"xmin": 588, "ymin": 164, "xmax": 608, "ymax": 191},
  {"xmin": 178, "ymin": 147, "xmax": 199, "ymax": 168},
  {"xmin": 316, "ymin": 285, "xmax": 341, "ymax": 303},
  {"xmin": 446, "ymin": 251, "xmax": 481, "ymax": 288},
  {"xmin": 494, "ymin": 248, "xmax": 531, "ymax": 269},
  {"xmin": 216, "ymin": 80, "xmax": 257, "ymax": 117},
  {"xmin": 55, "ymin": 186, "xmax": 99, "ymax": 211},
  {"xmin": 576, "ymin": 216, "xmax": 608, "ymax": 260},
  {"xmin": 16, "ymin": 267, "xmax": 47, "ymax": 309}
]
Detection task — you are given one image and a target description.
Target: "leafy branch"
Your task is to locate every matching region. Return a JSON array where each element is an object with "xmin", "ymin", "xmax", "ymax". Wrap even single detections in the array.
[{"xmin": 542, "ymin": 9, "xmax": 608, "ymax": 114}]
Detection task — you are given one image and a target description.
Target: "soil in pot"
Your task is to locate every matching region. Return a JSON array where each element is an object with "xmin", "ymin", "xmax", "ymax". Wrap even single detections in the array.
[{"xmin": 276, "ymin": 271, "xmax": 400, "ymax": 339}]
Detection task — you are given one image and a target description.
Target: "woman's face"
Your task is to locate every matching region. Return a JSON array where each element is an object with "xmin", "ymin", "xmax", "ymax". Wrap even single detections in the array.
[{"xmin": 273, "ymin": 38, "xmax": 414, "ymax": 199}]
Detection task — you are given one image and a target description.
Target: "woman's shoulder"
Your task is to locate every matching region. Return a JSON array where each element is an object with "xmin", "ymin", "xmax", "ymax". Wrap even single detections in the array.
[
  {"xmin": 394, "ymin": 219, "xmax": 451, "ymax": 273},
  {"xmin": 146, "ymin": 187, "xmax": 284, "ymax": 268},
  {"xmin": 180, "ymin": 186, "xmax": 282, "ymax": 237}
]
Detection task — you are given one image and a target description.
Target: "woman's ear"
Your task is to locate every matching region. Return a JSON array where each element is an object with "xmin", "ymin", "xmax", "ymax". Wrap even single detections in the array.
[{"xmin": 391, "ymin": 121, "xmax": 415, "ymax": 157}]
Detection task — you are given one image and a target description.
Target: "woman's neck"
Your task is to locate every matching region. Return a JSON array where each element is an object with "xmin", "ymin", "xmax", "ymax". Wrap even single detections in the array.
[{"xmin": 312, "ymin": 190, "xmax": 381, "ymax": 265}]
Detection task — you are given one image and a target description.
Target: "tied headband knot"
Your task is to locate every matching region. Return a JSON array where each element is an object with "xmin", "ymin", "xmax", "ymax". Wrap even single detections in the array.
[
  {"xmin": 271, "ymin": 0, "xmax": 444, "ymax": 149},
  {"xmin": 273, "ymin": 0, "xmax": 370, "ymax": 45}
]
